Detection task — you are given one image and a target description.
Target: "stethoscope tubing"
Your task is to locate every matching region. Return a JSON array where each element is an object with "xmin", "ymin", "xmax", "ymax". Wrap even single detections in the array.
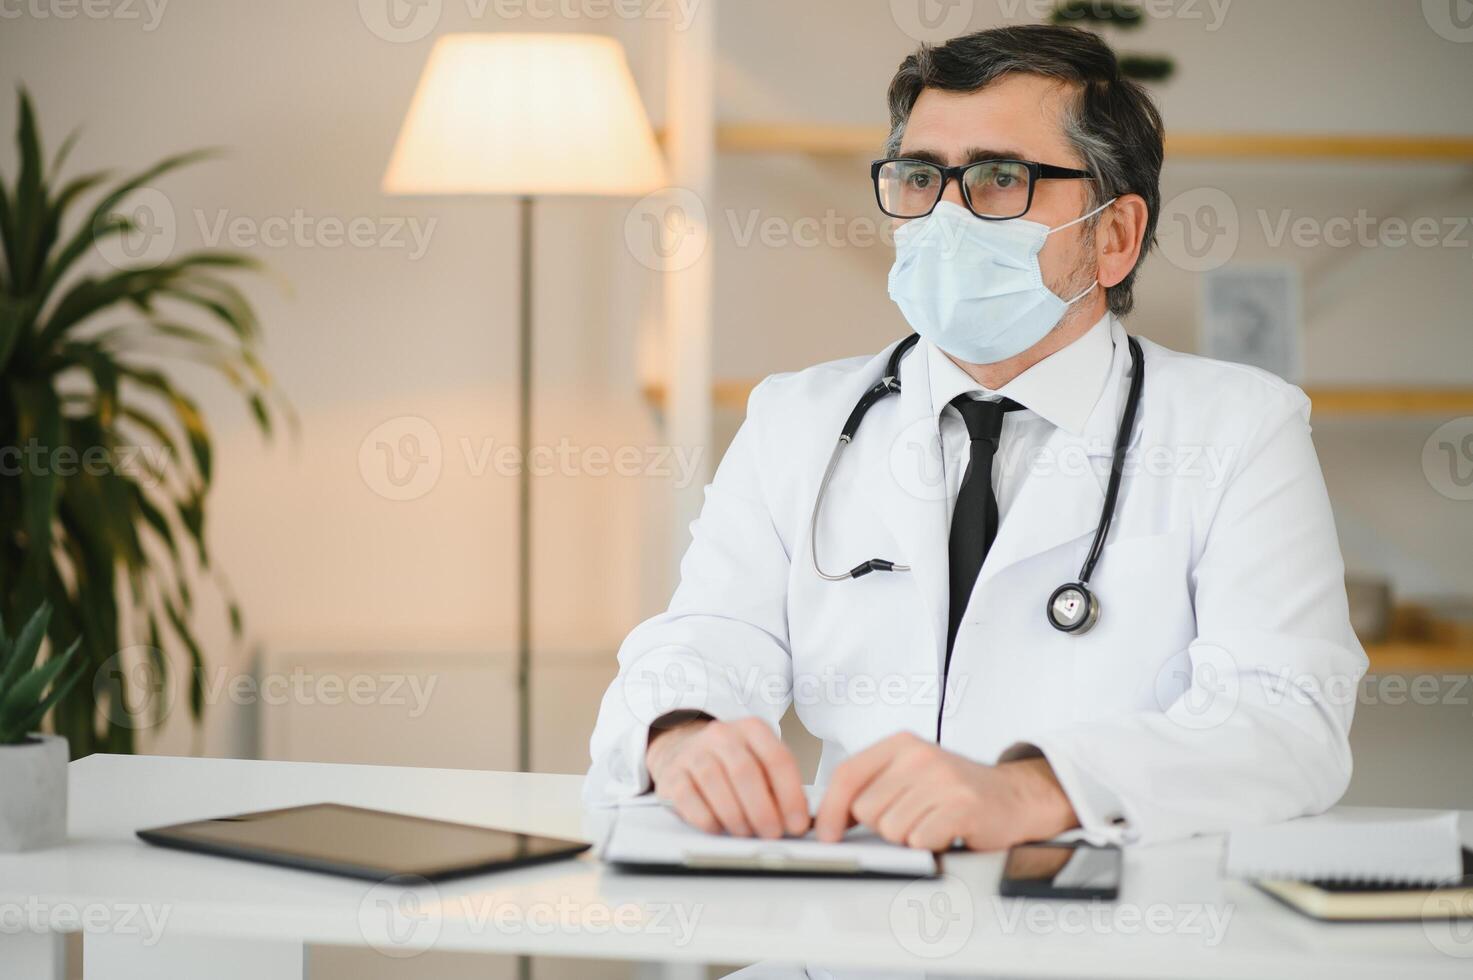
[{"xmin": 808, "ymin": 333, "xmax": 1145, "ymax": 595}]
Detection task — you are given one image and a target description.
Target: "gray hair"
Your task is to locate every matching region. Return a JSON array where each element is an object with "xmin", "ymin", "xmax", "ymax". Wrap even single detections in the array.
[{"xmin": 885, "ymin": 25, "xmax": 1164, "ymax": 316}]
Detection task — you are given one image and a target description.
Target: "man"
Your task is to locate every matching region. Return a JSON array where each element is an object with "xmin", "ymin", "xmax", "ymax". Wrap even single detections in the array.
[{"xmin": 586, "ymin": 25, "xmax": 1365, "ymax": 852}]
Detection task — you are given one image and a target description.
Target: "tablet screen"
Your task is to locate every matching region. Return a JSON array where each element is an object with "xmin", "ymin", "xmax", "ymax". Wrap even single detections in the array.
[{"xmin": 139, "ymin": 803, "xmax": 590, "ymax": 881}]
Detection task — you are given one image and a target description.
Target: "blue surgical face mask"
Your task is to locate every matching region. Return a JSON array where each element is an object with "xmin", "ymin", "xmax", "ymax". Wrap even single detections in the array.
[{"xmin": 886, "ymin": 198, "xmax": 1116, "ymax": 365}]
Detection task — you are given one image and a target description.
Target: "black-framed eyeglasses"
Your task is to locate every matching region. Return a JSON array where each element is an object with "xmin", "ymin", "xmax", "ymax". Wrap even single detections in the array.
[{"xmin": 871, "ymin": 157, "xmax": 1095, "ymax": 220}]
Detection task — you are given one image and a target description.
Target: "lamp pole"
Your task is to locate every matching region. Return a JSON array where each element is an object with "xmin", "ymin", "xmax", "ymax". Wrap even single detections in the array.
[{"xmin": 516, "ymin": 194, "xmax": 534, "ymax": 776}]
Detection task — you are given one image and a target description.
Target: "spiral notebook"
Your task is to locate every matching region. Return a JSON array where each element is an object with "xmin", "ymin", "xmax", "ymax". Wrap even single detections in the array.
[{"xmin": 1225, "ymin": 808, "xmax": 1472, "ymax": 921}]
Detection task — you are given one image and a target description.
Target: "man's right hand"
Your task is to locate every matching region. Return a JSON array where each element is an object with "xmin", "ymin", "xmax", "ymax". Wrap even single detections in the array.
[{"xmin": 645, "ymin": 716, "xmax": 811, "ymax": 839}]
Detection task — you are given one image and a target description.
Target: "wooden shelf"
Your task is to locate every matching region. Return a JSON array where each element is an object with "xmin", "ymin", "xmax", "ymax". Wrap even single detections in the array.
[
  {"xmin": 1364, "ymin": 642, "xmax": 1473, "ymax": 674},
  {"xmin": 644, "ymin": 381, "xmax": 1473, "ymax": 417},
  {"xmin": 1305, "ymin": 388, "xmax": 1473, "ymax": 416},
  {"xmin": 710, "ymin": 124, "xmax": 1473, "ymax": 163}
]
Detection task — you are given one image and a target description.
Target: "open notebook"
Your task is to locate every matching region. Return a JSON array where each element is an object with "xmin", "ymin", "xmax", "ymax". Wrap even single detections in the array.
[
  {"xmin": 598, "ymin": 793, "xmax": 938, "ymax": 878},
  {"xmin": 1225, "ymin": 808, "xmax": 1473, "ymax": 921}
]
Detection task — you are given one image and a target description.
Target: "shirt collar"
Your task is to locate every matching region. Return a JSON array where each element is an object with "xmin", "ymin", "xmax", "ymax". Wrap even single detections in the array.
[{"xmin": 925, "ymin": 312, "xmax": 1116, "ymax": 436}]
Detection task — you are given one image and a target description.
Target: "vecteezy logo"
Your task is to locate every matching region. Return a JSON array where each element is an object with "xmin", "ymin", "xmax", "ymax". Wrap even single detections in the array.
[
  {"xmin": 623, "ymin": 187, "xmax": 709, "ymax": 273},
  {"xmin": 1156, "ymin": 187, "xmax": 1239, "ymax": 272},
  {"xmin": 1156, "ymin": 643, "xmax": 1240, "ymax": 730},
  {"xmin": 889, "ymin": 0, "xmax": 974, "ymax": 41},
  {"xmin": 93, "ymin": 646, "xmax": 178, "ymax": 731},
  {"xmin": 1423, "ymin": 417, "xmax": 1473, "ymax": 501},
  {"xmin": 357, "ymin": 875, "xmax": 442, "ymax": 958},
  {"xmin": 1423, "ymin": 0, "xmax": 1473, "ymax": 42},
  {"xmin": 1422, "ymin": 877, "xmax": 1473, "ymax": 958},
  {"xmin": 358, "ymin": 416, "xmax": 443, "ymax": 502},
  {"xmin": 620, "ymin": 645, "xmax": 712, "ymax": 722},
  {"xmin": 888, "ymin": 415, "xmax": 950, "ymax": 503},
  {"xmin": 890, "ymin": 874, "xmax": 974, "ymax": 959},
  {"xmin": 95, "ymin": 187, "xmax": 176, "ymax": 270},
  {"xmin": 359, "ymin": 0, "xmax": 442, "ymax": 43}
]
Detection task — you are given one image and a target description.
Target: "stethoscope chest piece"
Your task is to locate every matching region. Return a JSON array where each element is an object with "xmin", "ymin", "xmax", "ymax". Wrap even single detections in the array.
[{"xmin": 1047, "ymin": 582, "xmax": 1100, "ymax": 634}]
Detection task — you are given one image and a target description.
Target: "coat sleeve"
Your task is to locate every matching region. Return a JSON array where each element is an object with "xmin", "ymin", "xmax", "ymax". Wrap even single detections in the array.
[
  {"xmin": 1002, "ymin": 386, "xmax": 1368, "ymax": 845},
  {"xmin": 583, "ymin": 379, "xmax": 795, "ymax": 806}
]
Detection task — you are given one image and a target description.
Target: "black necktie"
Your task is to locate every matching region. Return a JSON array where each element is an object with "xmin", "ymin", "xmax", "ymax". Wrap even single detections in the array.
[{"xmin": 945, "ymin": 395, "xmax": 1022, "ymax": 660}]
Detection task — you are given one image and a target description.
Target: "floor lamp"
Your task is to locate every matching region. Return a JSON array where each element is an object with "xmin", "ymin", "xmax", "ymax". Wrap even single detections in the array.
[{"xmin": 383, "ymin": 34, "xmax": 668, "ymax": 773}]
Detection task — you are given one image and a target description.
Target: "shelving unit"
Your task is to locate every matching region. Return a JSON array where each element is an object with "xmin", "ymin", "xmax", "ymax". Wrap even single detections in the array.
[
  {"xmin": 1364, "ymin": 642, "xmax": 1473, "ymax": 674},
  {"xmin": 644, "ymin": 125, "xmax": 1473, "ymax": 417},
  {"xmin": 710, "ymin": 124, "xmax": 1473, "ymax": 162},
  {"xmin": 642, "ymin": 380, "xmax": 1473, "ymax": 417}
]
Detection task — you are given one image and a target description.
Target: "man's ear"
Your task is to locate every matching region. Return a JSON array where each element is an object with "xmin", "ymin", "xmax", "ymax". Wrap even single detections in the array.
[{"xmin": 1096, "ymin": 194, "xmax": 1149, "ymax": 290}]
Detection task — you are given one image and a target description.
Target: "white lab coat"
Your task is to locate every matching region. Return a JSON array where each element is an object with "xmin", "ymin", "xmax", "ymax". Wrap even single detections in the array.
[{"xmin": 586, "ymin": 318, "xmax": 1367, "ymax": 845}]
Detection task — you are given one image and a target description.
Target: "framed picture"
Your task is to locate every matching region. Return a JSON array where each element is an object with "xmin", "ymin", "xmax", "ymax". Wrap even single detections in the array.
[{"xmin": 1199, "ymin": 265, "xmax": 1303, "ymax": 382}]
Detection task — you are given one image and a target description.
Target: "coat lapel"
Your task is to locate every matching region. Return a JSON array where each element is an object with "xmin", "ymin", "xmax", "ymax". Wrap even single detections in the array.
[
  {"xmin": 978, "ymin": 319, "xmax": 1143, "ymax": 588},
  {"xmin": 851, "ymin": 340, "xmax": 951, "ymax": 669}
]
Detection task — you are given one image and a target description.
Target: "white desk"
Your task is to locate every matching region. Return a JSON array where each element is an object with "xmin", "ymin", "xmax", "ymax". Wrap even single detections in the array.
[{"xmin": 0, "ymin": 755, "xmax": 1468, "ymax": 978}]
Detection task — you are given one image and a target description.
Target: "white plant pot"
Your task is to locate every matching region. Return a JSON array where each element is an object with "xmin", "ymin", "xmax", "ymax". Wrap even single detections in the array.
[{"xmin": 0, "ymin": 733, "xmax": 69, "ymax": 852}]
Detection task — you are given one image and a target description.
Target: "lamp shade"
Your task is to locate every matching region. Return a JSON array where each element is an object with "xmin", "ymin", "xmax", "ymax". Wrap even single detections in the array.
[{"xmin": 383, "ymin": 33, "xmax": 668, "ymax": 197}]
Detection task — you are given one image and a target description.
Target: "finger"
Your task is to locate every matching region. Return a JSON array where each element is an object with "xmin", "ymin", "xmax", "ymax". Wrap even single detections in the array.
[
  {"xmin": 848, "ymin": 762, "xmax": 915, "ymax": 831},
  {"xmin": 661, "ymin": 772, "xmax": 720, "ymax": 835},
  {"xmin": 688, "ymin": 755, "xmax": 753, "ymax": 837},
  {"xmin": 906, "ymin": 802, "xmax": 966, "ymax": 852},
  {"xmin": 814, "ymin": 735, "xmax": 910, "ymax": 841},
  {"xmin": 711, "ymin": 734, "xmax": 785, "ymax": 839},
  {"xmin": 739, "ymin": 720, "xmax": 811, "ymax": 835},
  {"xmin": 872, "ymin": 783, "xmax": 939, "ymax": 846}
]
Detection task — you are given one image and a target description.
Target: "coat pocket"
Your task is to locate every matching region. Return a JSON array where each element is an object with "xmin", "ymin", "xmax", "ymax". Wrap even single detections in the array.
[{"xmin": 1069, "ymin": 528, "xmax": 1198, "ymax": 719}]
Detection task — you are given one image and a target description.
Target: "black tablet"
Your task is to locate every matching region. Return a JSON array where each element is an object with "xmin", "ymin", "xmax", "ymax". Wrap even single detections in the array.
[{"xmin": 137, "ymin": 803, "xmax": 591, "ymax": 882}]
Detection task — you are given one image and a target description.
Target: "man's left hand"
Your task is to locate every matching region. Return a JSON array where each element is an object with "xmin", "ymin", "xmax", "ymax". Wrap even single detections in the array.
[{"xmin": 813, "ymin": 732, "xmax": 1080, "ymax": 851}]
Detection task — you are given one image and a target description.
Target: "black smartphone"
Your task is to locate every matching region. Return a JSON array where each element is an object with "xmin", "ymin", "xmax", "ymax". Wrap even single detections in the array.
[{"xmin": 999, "ymin": 842, "xmax": 1122, "ymax": 900}]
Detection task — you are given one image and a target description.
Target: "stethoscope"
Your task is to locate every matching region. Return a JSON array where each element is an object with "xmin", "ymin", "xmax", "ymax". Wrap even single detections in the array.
[{"xmin": 808, "ymin": 332, "xmax": 1145, "ymax": 635}]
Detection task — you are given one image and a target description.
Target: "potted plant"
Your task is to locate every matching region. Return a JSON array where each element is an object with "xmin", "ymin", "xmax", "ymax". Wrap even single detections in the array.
[
  {"xmin": 1050, "ymin": 0, "xmax": 1177, "ymax": 82},
  {"xmin": 0, "ymin": 89, "xmax": 288, "ymax": 754},
  {"xmin": 0, "ymin": 603, "xmax": 80, "ymax": 851}
]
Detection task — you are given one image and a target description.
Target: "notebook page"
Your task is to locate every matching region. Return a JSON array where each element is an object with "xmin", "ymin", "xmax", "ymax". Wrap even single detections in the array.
[
  {"xmin": 1225, "ymin": 808, "xmax": 1462, "ymax": 885},
  {"xmin": 600, "ymin": 798, "xmax": 937, "ymax": 877}
]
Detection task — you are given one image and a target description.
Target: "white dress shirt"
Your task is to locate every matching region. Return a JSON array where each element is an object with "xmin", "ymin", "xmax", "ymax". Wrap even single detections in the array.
[{"xmin": 928, "ymin": 312, "xmax": 1116, "ymax": 529}]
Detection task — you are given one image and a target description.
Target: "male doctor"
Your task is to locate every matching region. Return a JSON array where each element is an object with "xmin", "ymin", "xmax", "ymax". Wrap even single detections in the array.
[{"xmin": 587, "ymin": 24, "xmax": 1366, "ymax": 852}]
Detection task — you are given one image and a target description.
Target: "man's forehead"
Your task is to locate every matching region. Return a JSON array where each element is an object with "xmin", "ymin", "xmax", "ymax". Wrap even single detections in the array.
[{"xmin": 899, "ymin": 76, "xmax": 1078, "ymax": 161}]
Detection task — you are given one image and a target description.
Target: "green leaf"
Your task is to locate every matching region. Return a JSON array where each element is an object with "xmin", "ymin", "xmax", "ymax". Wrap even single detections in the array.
[
  {"xmin": 156, "ymin": 277, "xmax": 261, "ymax": 344},
  {"xmin": 35, "ymin": 253, "xmax": 259, "ymax": 353},
  {"xmin": 130, "ymin": 483, "xmax": 178, "ymax": 560},
  {"xmin": 0, "ymin": 292, "xmax": 38, "ymax": 377},
  {"xmin": 11, "ymin": 88, "xmax": 46, "ymax": 292},
  {"xmin": 37, "ymin": 170, "xmax": 112, "ymax": 272},
  {"xmin": 227, "ymin": 599, "xmax": 243, "ymax": 640},
  {"xmin": 12, "ymin": 639, "xmax": 83, "ymax": 738},
  {"xmin": 0, "ymin": 170, "xmax": 12, "ymax": 294},
  {"xmin": 118, "ymin": 365, "xmax": 212, "ymax": 485},
  {"xmin": 0, "ymin": 637, "xmax": 73, "ymax": 739},
  {"xmin": 51, "ymin": 127, "xmax": 81, "ymax": 176},
  {"xmin": 161, "ymin": 597, "xmax": 204, "ymax": 719},
  {"xmin": 38, "ymin": 148, "xmax": 220, "ymax": 307},
  {"xmin": 0, "ymin": 603, "xmax": 51, "ymax": 693},
  {"xmin": 1050, "ymin": 0, "xmax": 1146, "ymax": 30},
  {"xmin": 11, "ymin": 382, "xmax": 63, "ymax": 615},
  {"xmin": 143, "ymin": 615, "xmax": 167, "ymax": 728}
]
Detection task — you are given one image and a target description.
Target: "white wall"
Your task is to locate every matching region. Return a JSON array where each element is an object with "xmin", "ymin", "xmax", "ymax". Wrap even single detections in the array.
[{"xmin": 2, "ymin": 0, "xmax": 678, "ymax": 769}]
